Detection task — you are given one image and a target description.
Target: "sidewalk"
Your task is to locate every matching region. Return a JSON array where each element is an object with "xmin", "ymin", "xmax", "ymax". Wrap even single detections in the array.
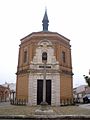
[
  {"xmin": 0, "ymin": 102, "xmax": 11, "ymax": 107},
  {"xmin": 79, "ymin": 103, "xmax": 90, "ymax": 109},
  {"xmin": 0, "ymin": 102, "xmax": 90, "ymax": 115}
]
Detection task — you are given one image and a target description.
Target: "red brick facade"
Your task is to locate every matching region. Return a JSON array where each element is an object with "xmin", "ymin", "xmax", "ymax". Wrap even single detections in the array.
[{"xmin": 16, "ymin": 31, "xmax": 73, "ymax": 105}]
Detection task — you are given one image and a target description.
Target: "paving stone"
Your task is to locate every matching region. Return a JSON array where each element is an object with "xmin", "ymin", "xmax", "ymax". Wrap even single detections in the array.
[{"xmin": 0, "ymin": 103, "xmax": 90, "ymax": 115}]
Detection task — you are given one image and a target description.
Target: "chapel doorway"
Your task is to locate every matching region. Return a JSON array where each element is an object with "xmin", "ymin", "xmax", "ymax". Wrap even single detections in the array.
[{"xmin": 37, "ymin": 79, "xmax": 51, "ymax": 105}]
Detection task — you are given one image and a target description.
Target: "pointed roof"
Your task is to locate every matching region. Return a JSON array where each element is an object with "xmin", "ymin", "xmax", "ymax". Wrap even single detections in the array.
[
  {"xmin": 42, "ymin": 9, "xmax": 49, "ymax": 31},
  {"xmin": 42, "ymin": 9, "xmax": 49, "ymax": 22}
]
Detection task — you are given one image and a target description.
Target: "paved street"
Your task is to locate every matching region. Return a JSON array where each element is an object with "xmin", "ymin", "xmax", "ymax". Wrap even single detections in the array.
[
  {"xmin": 0, "ymin": 102, "xmax": 11, "ymax": 107},
  {"xmin": 0, "ymin": 102, "xmax": 90, "ymax": 115},
  {"xmin": 79, "ymin": 103, "xmax": 90, "ymax": 109}
]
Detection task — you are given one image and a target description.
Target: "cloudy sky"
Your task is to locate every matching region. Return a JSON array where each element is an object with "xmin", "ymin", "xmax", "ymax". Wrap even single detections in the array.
[{"xmin": 0, "ymin": 0, "xmax": 90, "ymax": 87}]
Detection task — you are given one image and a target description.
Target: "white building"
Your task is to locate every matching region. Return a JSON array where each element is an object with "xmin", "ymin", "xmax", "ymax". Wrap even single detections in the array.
[{"xmin": 73, "ymin": 85, "xmax": 90, "ymax": 103}]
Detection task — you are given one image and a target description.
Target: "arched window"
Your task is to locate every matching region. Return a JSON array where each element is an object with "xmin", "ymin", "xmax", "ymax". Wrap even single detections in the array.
[{"xmin": 42, "ymin": 52, "xmax": 47, "ymax": 62}]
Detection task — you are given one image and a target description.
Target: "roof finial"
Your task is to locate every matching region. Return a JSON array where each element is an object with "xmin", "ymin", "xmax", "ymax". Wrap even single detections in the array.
[
  {"xmin": 45, "ymin": 6, "xmax": 47, "ymax": 12},
  {"xmin": 42, "ymin": 8, "xmax": 49, "ymax": 31}
]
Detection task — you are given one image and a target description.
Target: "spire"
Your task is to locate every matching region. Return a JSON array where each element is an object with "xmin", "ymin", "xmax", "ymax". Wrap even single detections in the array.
[{"xmin": 42, "ymin": 9, "xmax": 49, "ymax": 31}]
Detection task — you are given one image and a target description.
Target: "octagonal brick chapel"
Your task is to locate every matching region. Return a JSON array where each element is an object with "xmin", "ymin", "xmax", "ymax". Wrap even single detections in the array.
[{"xmin": 16, "ymin": 10, "xmax": 73, "ymax": 106}]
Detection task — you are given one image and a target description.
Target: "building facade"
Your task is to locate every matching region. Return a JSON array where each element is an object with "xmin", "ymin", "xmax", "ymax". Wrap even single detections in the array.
[
  {"xmin": 3, "ymin": 82, "xmax": 16, "ymax": 100},
  {"xmin": 16, "ymin": 10, "xmax": 73, "ymax": 106},
  {"xmin": 73, "ymin": 85, "xmax": 90, "ymax": 103},
  {"xmin": 0, "ymin": 85, "xmax": 9, "ymax": 102}
]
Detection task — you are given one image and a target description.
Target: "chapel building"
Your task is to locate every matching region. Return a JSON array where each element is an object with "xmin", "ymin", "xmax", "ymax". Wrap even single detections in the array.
[{"xmin": 16, "ymin": 10, "xmax": 73, "ymax": 106}]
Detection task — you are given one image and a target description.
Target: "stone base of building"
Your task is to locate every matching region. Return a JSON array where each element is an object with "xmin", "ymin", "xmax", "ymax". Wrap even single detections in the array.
[{"xmin": 35, "ymin": 106, "xmax": 54, "ymax": 115}]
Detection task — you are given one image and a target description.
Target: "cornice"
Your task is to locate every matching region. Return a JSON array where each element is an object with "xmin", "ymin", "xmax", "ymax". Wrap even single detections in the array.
[{"xmin": 20, "ymin": 31, "xmax": 70, "ymax": 44}]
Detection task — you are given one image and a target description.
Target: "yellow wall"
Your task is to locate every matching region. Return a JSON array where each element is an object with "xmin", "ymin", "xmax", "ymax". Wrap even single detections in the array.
[
  {"xmin": 16, "ymin": 74, "xmax": 28, "ymax": 100},
  {"xmin": 60, "ymin": 74, "xmax": 73, "ymax": 99}
]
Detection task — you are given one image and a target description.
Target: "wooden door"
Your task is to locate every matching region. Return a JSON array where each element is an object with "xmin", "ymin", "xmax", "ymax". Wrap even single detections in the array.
[{"xmin": 37, "ymin": 79, "xmax": 51, "ymax": 105}]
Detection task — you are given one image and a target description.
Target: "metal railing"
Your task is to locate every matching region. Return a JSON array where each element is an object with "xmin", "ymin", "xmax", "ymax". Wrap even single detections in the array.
[
  {"xmin": 10, "ymin": 99, "xmax": 27, "ymax": 105},
  {"xmin": 60, "ymin": 98, "xmax": 75, "ymax": 106}
]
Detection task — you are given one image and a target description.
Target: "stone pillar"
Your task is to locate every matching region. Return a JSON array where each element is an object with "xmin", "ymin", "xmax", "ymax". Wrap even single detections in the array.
[{"xmin": 41, "ymin": 62, "xmax": 48, "ymax": 105}]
